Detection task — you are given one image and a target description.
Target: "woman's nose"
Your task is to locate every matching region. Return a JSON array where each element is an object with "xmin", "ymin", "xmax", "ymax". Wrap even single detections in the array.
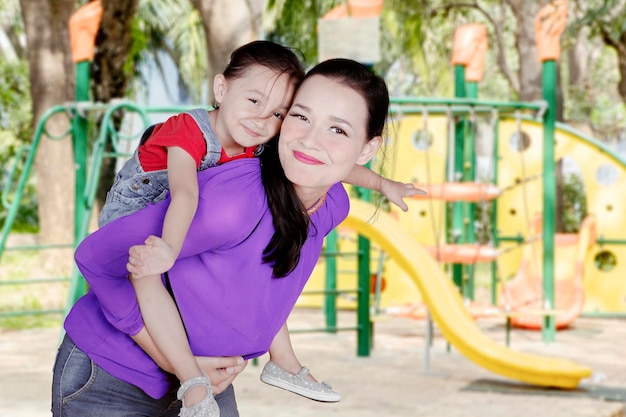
[{"xmin": 297, "ymin": 127, "xmax": 317, "ymax": 147}]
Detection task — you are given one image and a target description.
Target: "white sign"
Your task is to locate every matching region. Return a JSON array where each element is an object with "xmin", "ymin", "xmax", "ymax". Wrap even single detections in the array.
[{"xmin": 318, "ymin": 17, "xmax": 381, "ymax": 64}]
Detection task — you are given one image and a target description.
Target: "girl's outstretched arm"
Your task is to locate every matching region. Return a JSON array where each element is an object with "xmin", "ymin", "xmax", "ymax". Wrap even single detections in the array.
[{"xmin": 344, "ymin": 165, "xmax": 425, "ymax": 212}]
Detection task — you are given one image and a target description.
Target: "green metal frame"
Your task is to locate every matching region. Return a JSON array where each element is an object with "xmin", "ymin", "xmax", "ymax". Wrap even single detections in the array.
[
  {"xmin": 0, "ymin": 99, "xmax": 375, "ymax": 355},
  {"xmin": 541, "ymin": 60, "xmax": 557, "ymax": 341}
]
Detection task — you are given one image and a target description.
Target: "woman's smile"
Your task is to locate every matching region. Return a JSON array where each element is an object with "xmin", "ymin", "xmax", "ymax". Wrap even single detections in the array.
[{"xmin": 293, "ymin": 150, "xmax": 323, "ymax": 165}]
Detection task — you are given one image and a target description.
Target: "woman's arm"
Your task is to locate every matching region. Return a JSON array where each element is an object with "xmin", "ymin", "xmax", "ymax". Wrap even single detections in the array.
[{"xmin": 131, "ymin": 326, "xmax": 247, "ymax": 395}]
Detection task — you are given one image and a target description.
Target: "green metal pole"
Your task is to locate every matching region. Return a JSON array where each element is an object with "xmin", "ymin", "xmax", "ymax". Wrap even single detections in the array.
[
  {"xmin": 490, "ymin": 115, "xmax": 500, "ymax": 305},
  {"xmin": 0, "ymin": 106, "xmax": 67, "ymax": 259},
  {"xmin": 324, "ymin": 229, "xmax": 338, "ymax": 333},
  {"xmin": 65, "ymin": 60, "xmax": 91, "ymax": 309},
  {"xmin": 542, "ymin": 59, "xmax": 557, "ymax": 342},
  {"xmin": 357, "ymin": 233, "xmax": 371, "ymax": 356},
  {"xmin": 75, "ymin": 62, "xmax": 89, "ymax": 254},
  {"xmin": 65, "ymin": 102, "xmax": 152, "ymax": 313},
  {"xmin": 464, "ymin": 81, "xmax": 479, "ymax": 300},
  {"xmin": 452, "ymin": 64, "xmax": 466, "ymax": 292},
  {"xmin": 356, "ymin": 186, "xmax": 372, "ymax": 357},
  {"xmin": 73, "ymin": 61, "xmax": 90, "ymax": 241}
]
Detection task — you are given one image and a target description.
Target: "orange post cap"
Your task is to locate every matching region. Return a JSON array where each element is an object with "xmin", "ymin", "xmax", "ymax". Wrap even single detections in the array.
[
  {"xmin": 68, "ymin": 0, "xmax": 103, "ymax": 63},
  {"xmin": 535, "ymin": 0, "xmax": 567, "ymax": 62},
  {"xmin": 322, "ymin": 0, "xmax": 384, "ymax": 19},
  {"xmin": 466, "ymin": 32, "xmax": 488, "ymax": 82},
  {"xmin": 451, "ymin": 24, "xmax": 487, "ymax": 67}
]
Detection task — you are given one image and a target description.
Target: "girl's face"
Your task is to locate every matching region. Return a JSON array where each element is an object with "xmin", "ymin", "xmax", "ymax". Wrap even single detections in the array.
[
  {"xmin": 213, "ymin": 64, "xmax": 296, "ymax": 149},
  {"xmin": 279, "ymin": 74, "xmax": 381, "ymax": 202}
]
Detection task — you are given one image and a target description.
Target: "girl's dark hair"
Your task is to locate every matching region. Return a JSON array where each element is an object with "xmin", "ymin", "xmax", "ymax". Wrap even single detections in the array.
[
  {"xmin": 223, "ymin": 40, "xmax": 305, "ymax": 89},
  {"xmin": 261, "ymin": 58, "xmax": 390, "ymax": 278}
]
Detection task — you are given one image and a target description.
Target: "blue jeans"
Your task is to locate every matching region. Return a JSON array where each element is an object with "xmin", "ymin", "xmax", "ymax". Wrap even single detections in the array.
[{"xmin": 52, "ymin": 335, "xmax": 239, "ymax": 417}]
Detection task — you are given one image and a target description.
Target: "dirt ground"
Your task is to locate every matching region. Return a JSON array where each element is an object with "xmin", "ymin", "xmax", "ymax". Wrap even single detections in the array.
[{"xmin": 1, "ymin": 309, "xmax": 626, "ymax": 417}]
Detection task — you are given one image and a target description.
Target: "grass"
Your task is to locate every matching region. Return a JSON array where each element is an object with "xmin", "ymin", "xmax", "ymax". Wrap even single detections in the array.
[{"xmin": 0, "ymin": 239, "xmax": 67, "ymax": 330}]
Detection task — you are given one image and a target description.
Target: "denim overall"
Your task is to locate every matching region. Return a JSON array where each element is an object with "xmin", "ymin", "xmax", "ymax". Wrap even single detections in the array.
[{"xmin": 98, "ymin": 108, "xmax": 221, "ymax": 227}]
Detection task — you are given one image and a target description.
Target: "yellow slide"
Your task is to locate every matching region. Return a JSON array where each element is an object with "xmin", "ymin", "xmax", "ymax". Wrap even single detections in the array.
[{"xmin": 343, "ymin": 199, "xmax": 592, "ymax": 389}]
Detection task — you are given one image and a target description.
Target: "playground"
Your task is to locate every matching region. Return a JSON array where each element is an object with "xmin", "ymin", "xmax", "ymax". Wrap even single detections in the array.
[
  {"xmin": 3, "ymin": 310, "xmax": 626, "ymax": 417},
  {"xmin": 3, "ymin": 0, "xmax": 626, "ymax": 415}
]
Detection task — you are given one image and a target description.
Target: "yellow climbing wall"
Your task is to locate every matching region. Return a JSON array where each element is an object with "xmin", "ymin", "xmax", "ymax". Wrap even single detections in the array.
[
  {"xmin": 300, "ymin": 112, "xmax": 626, "ymax": 314},
  {"xmin": 497, "ymin": 118, "xmax": 626, "ymax": 313}
]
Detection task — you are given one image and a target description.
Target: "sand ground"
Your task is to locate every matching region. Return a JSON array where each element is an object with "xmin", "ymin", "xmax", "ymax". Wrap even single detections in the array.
[{"xmin": 1, "ymin": 309, "xmax": 626, "ymax": 417}]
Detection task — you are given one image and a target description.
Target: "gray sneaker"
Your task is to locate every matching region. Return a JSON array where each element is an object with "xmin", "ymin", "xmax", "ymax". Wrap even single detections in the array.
[
  {"xmin": 177, "ymin": 374, "xmax": 220, "ymax": 417},
  {"xmin": 260, "ymin": 361, "xmax": 342, "ymax": 402}
]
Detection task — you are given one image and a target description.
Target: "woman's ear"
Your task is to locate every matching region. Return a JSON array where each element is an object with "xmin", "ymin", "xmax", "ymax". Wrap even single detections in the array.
[
  {"xmin": 213, "ymin": 74, "xmax": 227, "ymax": 103},
  {"xmin": 356, "ymin": 136, "xmax": 382, "ymax": 165}
]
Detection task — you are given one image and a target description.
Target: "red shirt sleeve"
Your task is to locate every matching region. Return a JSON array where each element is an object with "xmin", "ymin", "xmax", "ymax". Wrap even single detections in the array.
[{"xmin": 138, "ymin": 113, "xmax": 208, "ymax": 171}]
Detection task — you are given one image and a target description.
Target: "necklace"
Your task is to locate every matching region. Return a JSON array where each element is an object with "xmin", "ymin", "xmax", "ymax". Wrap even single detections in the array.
[{"xmin": 306, "ymin": 194, "xmax": 327, "ymax": 216}]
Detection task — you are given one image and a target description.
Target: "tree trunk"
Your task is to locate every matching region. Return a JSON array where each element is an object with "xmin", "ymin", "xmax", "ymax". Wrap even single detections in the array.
[
  {"xmin": 190, "ymin": 0, "xmax": 264, "ymax": 102},
  {"xmin": 506, "ymin": 0, "xmax": 564, "ymax": 120},
  {"xmin": 91, "ymin": 0, "xmax": 139, "ymax": 208},
  {"xmin": 602, "ymin": 31, "xmax": 626, "ymax": 106},
  {"xmin": 505, "ymin": 0, "xmax": 543, "ymax": 102},
  {"xmin": 20, "ymin": 0, "xmax": 75, "ymax": 274}
]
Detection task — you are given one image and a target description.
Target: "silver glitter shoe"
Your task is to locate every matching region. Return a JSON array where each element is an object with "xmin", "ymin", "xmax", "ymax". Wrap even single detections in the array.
[
  {"xmin": 177, "ymin": 374, "xmax": 220, "ymax": 417},
  {"xmin": 260, "ymin": 361, "xmax": 342, "ymax": 402}
]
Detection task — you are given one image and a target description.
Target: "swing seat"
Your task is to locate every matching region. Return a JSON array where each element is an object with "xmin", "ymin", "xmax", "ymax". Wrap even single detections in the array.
[{"xmin": 500, "ymin": 215, "xmax": 595, "ymax": 330}]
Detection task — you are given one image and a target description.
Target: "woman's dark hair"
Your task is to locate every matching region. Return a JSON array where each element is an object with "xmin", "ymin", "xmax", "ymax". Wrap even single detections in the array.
[
  {"xmin": 306, "ymin": 58, "xmax": 389, "ymax": 139},
  {"xmin": 259, "ymin": 136, "xmax": 308, "ymax": 277},
  {"xmin": 261, "ymin": 58, "xmax": 390, "ymax": 278},
  {"xmin": 222, "ymin": 40, "xmax": 305, "ymax": 92}
]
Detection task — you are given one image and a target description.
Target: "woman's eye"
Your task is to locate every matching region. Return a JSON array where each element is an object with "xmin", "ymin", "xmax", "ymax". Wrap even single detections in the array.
[
  {"xmin": 249, "ymin": 98, "xmax": 259, "ymax": 104},
  {"xmin": 331, "ymin": 127, "xmax": 347, "ymax": 136},
  {"xmin": 289, "ymin": 112, "xmax": 307, "ymax": 122},
  {"xmin": 273, "ymin": 112, "xmax": 284, "ymax": 120}
]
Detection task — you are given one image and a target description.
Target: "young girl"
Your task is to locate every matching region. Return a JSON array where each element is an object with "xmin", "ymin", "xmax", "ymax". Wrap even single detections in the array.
[
  {"xmin": 100, "ymin": 42, "xmax": 420, "ymax": 417},
  {"xmin": 56, "ymin": 57, "xmax": 398, "ymax": 417}
]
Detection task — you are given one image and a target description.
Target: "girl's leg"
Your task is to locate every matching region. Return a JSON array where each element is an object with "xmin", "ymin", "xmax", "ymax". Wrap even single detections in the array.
[
  {"xmin": 268, "ymin": 324, "xmax": 307, "ymax": 375},
  {"xmin": 132, "ymin": 275, "xmax": 209, "ymax": 407},
  {"xmin": 160, "ymin": 385, "xmax": 239, "ymax": 417},
  {"xmin": 263, "ymin": 325, "xmax": 341, "ymax": 402},
  {"xmin": 52, "ymin": 335, "xmax": 174, "ymax": 417}
]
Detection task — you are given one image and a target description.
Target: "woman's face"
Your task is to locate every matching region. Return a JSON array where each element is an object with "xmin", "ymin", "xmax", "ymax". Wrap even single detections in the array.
[{"xmin": 278, "ymin": 74, "xmax": 381, "ymax": 199}]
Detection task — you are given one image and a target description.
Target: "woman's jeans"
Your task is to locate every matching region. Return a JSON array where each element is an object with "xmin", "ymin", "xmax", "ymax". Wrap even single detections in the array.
[{"xmin": 52, "ymin": 335, "xmax": 239, "ymax": 417}]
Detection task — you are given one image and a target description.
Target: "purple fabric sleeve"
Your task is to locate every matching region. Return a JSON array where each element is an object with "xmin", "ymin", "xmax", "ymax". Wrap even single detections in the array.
[
  {"xmin": 74, "ymin": 158, "xmax": 267, "ymax": 336},
  {"xmin": 66, "ymin": 158, "xmax": 350, "ymax": 398}
]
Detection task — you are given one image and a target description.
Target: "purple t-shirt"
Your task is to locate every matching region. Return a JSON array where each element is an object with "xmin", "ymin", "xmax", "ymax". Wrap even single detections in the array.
[{"xmin": 65, "ymin": 158, "xmax": 349, "ymax": 399}]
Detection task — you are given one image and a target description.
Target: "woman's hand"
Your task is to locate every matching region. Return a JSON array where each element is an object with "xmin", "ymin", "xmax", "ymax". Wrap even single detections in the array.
[{"xmin": 196, "ymin": 356, "xmax": 248, "ymax": 394}]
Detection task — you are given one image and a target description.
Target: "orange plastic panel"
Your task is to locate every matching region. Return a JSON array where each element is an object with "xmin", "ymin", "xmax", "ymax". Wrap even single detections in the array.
[
  {"xmin": 534, "ymin": 0, "xmax": 567, "ymax": 62},
  {"xmin": 466, "ymin": 30, "xmax": 488, "ymax": 82},
  {"xmin": 413, "ymin": 182, "xmax": 501, "ymax": 202},
  {"xmin": 68, "ymin": 0, "xmax": 103, "ymax": 63},
  {"xmin": 425, "ymin": 244, "xmax": 500, "ymax": 263},
  {"xmin": 322, "ymin": 0, "xmax": 383, "ymax": 19},
  {"xmin": 451, "ymin": 24, "xmax": 487, "ymax": 67}
]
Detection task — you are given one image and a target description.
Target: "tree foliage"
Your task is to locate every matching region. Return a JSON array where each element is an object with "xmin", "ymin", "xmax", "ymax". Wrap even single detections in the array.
[
  {"xmin": 0, "ymin": 58, "xmax": 36, "ymax": 231},
  {"xmin": 135, "ymin": 0, "xmax": 206, "ymax": 102}
]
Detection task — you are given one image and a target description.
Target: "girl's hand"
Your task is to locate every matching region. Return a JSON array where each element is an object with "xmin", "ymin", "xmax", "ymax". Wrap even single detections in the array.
[
  {"xmin": 195, "ymin": 356, "xmax": 247, "ymax": 394},
  {"xmin": 127, "ymin": 235, "xmax": 176, "ymax": 278},
  {"xmin": 381, "ymin": 179, "xmax": 426, "ymax": 212}
]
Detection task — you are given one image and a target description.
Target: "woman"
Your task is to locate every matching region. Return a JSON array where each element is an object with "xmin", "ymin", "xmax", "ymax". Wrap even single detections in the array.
[{"xmin": 52, "ymin": 58, "xmax": 391, "ymax": 417}]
